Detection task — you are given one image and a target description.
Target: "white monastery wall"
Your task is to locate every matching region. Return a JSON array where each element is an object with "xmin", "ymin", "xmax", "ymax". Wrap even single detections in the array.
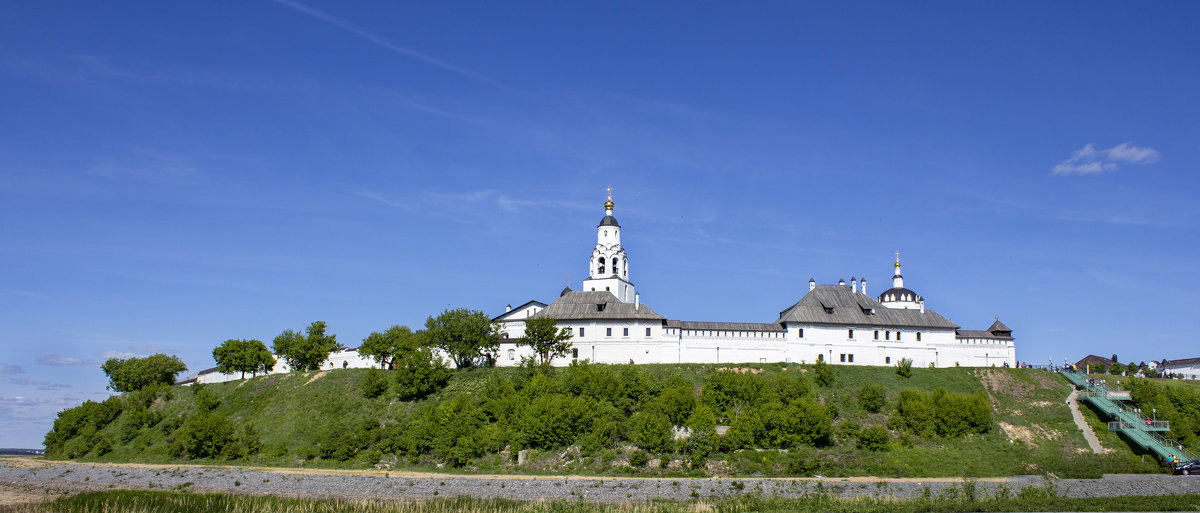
[{"xmin": 189, "ymin": 192, "xmax": 1019, "ymax": 383}]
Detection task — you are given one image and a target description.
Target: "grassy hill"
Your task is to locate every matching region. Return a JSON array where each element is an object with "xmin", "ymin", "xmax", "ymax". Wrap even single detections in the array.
[{"xmin": 42, "ymin": 363, "xmax": 1173, "ymax": 478}]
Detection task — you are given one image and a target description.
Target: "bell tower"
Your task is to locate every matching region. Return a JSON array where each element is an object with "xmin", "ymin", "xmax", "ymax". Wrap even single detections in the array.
[{"xmin": 581, "ymin": 187, "xmax": 636, "ymax": 302}]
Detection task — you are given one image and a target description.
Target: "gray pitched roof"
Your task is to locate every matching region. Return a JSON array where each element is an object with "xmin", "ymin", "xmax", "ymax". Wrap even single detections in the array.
[
  {"xmin": 987, "ymin": 319, "xmax": 1012, "ymax": 333},
  {"xmin": 955, "ymin": 330, "xmax": 1010, "ymax": 340},
  {"xmin": 1163, "ymin": 357, "xmax": 1200, "ymax": 366},
  {"xmin": 666, "ymin": 320, "xmax": 785, "ymax": 332},
  {"xmin": 533, "ymin": 291, "xmax": 665, "ymax": 321},
  {"xmin": 492, "ymin": 300, "xmax": 549, "ymax": 321},
  {"xmin": 776, "ymin": 285, "xmax": 958, "ymax": 329}
]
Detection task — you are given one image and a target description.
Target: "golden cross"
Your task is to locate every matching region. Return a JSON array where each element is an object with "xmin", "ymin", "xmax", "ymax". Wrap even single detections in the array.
[{"xmin": 606, "ymin": 185, "xmax": 613, "ymax": 199}]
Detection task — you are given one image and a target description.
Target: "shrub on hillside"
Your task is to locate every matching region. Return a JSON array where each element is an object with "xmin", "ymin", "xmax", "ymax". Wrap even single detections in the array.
[
  {"xmin": 558, "ymin": 361, "xmax": 653, "ymax": 412},
  {"xmin": 727, "ymin": 398, "xmax": 833, "ymax": 449},
  {"xmin": 933, "ymin": 390, "xmax": 991, "ymax": 437},
  {"xmin": 649, "ymin": 385, "xmax": 696, "ymax": 425},
  {"xmin": 629, "ymin": 449, "xmax": 650, "ymax": 468},
  {"xmin": 361, "ymin": 368, "xmax": 390, "ymax": 399},
  {"xmin": 44, "ymin": 398, "xmax": 125, "ymax": 457},
  {"xmin": 895, "ymin": 389, "xmax": 936, "ymax": 437},
  {"xmin": 577, "ymin": 402, "xmax": 623, "ymax": 455},
  {"xmin": 170, "ymin": 413, "xmax": 235, "ymax": 459},
  {"xmin": 629, "ymin": 410, "xmax": 673, "ymax": 452},
  {"xmin": 194, "ymin": 386, "xmax": 220, "ymax": 412},
  {"xmin": 118, "ymin": 404, "xmax": 162, "ymax": 443},
  {"xmin": 893, "ymin": 388, "xmax": 990, "ymax": 438},
  {"xmin": 394, "ymin": 347, "xmax": 451, "ymax": 401},
  {"xmin": 774, "ymin": 373, "xmax": 812, "ymax": 403},
  {"xmin": 857, "ymin": 384, "xmax": 886, "ymax": 413},
  {"xmin": 520, "ymin": 373, "xmax": 560, "ymax": 399},
  {"xmin": 813, "ymin": 359, "xmax": 835, "ymax": 388},
  {"xmin": 895, "ymin": 358, "xmax": 913, "ymax": 378},
  {"xmin": 857, "ymin": 425, "xmax": 890, "ymax": 451},
  {"xmin": 702, "ymin": 371, "xmax": 769, "ymax": 420},
  {"xmin": 1128, "ymin": 378, "xmax": 1200, "ymax": 451},
  {"xmin": 397, "ymin": 395, "xmax": 488, "ymax": 466},
  {"xmin": 685, "ymin": 404, "xmax": 717, "ymax": 433},
  {"xmin": 519, "ymin": 394, "xmax": 592, "ymax": 449}
]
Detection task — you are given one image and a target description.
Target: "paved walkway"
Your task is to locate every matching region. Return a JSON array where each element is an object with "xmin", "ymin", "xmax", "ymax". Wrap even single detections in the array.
[{"xmin": 1067, "ymin": 389, "xmax": 1106, "ymax": 453}]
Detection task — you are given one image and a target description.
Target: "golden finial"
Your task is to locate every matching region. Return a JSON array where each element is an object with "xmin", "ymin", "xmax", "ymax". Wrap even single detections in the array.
[
  {"xmin": 604, "ymin": 186, "xmax": 614, "ymax": 210},
  {"xmin": 894, "ymin": 251, "xmax": 901, "ymax": 267}
]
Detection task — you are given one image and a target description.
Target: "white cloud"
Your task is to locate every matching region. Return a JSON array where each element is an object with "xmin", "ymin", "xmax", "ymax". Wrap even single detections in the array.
[
  {"xmin": 37, "ymin": 354, "xmax": 87, "ymax": 366},
  {"xmin": 0, "ymin": 363, "xmax": 23, "ymax": 374},
  {"xmin": 9, "ymin": 378, "xmax": 72, "ymax": 391},
  {"xmin": 1106, "ymin": 142, "xmax": 1161, "ymax": 164},
  {"xmin": 97, "ymin": 350, "xmax": 140, "ymax": 361},
  {"xmin": 1052, "ymin": 142, "xmax": 1161, "ymax": 175}
]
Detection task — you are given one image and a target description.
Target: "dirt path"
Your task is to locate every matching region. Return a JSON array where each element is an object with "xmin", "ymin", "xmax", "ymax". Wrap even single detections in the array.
[
  {"xmin": 0, "ymin": 484, "xmax": 60, "ymax": 508},
  {"xmin": 1066, "ymin": 389, "xmax": 1106, "ymax": 453}
]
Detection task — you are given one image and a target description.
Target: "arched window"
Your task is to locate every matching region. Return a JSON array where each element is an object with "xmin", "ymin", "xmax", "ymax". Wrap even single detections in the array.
[
  {"xmin": 598, "ymin": 257, "xmax": 605, "ymax": 274},
  {"xmin": 613, "ymin": 257, "xmax": 620, "ymax": 275},
  {"xmin": 507, "ymin": 349, "xmax": 516, "ymax": 361}
]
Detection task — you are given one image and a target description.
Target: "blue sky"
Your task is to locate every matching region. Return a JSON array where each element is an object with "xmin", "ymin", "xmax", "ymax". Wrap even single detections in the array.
[{"xmin": 2, "ymin": 1, "xmax": 1198, "ymax": 448}]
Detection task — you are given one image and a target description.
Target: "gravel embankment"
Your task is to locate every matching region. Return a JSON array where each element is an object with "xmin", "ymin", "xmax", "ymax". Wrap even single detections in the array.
[{"xmin": 2, "ymin": 459, "xmax": 1198, "ymax": 503}]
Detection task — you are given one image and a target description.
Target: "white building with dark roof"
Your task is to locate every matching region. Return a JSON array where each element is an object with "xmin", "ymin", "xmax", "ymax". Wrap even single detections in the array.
[
  {"xmin": 495, "ymin": 192, "xmax": 1017, "ymax": 368},
  {"xmin": 1161, "ymin": 358, "xmax": 1200, "ymax": 380}
]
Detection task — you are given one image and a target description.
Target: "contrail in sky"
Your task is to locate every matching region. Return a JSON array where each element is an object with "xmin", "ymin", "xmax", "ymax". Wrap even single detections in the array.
[{"xmin": 271, "ymin": 0, "xmax": 513, "ymax": 91}]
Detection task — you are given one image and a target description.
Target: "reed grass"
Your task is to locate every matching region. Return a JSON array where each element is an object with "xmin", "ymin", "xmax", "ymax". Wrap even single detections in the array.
[{"xmin": 6, "ymin": 487, "xmax": 1200, "ymax": 513}]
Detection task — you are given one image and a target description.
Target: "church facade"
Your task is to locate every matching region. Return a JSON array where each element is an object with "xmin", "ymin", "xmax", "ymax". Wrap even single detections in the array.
[{"xmin": 494, "ymin": 193, "xmax": 1016, "ymax": 368}]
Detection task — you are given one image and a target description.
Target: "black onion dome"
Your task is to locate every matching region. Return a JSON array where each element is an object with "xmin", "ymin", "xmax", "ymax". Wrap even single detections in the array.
[
  {"xmin": 599, "ymin": 215, "xmax": 620, "ymax": 227},
  {"xmin": 878, "ymin": 287, "xmax": 922, "ymax": 303}
]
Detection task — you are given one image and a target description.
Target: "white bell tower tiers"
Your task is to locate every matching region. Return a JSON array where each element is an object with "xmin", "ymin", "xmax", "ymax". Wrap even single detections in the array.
[{"xmin": 581, "ymin": 187, "xmax": 636, "ymax": 302}]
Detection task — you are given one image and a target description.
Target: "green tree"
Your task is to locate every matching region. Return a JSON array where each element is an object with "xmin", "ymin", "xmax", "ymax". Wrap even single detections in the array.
[
  {"xmin": 271, "ymin": 321, "xmax": 343, "ymax": 372},
  {"xmin": 424, "ymin": 308, "xmax": 501, "ymax": 368},
  {"xmin": 813, "ymin": 358, "xmax": 835, "ymax": 388},
  {"xmin": 359, "ymin": 325, "xmax": 419, "ymax": 369},
  {"xmin": 361, "ymin": 368, "xmax": 390, "ymax": 398},
  {"xmin": 516, "ymin": 317, "xmax": 573, "ymax": 367},
  {"xmin": 895, "ymin": 357, "xmax": 913, "ymax": 378},
  {"xmin": 857, "ymin": 383, "xmax": 886, "ymax": 413},
  {"xmin": 629, "ymin": 410, "xmax": 673, "ymax": 452},
  {"xmin": 170, "ymin": 413, "xmax": 235, "ymax": 459},
  {"xmin": 1109, "ymin": 362, "xmax": 1125, "ymax": 375},
  {"xmin": 394, "ymin": 347, "xmax": 452, "ymax": 400},
  {"xmin": 212, "ymin": 339, "xmax": 275, "ymax": 379},
  {"xmin": 101, "ymin": 354, "xmax": 188, "ymax": 393},
  {"xmin": 858, "ymin": 425, "xmax": 890, "ymax": 451}
]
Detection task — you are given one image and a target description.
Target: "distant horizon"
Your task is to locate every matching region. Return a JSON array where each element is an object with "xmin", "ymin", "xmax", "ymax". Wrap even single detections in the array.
[{"xmin": 4, "ymin": 1, "xmax": 1199, "ymax": 449}]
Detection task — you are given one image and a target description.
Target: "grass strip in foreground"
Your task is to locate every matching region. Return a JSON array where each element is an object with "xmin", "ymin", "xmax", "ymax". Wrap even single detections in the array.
[{"xmin": 5, "ymin": 488, "xmax": 1200, "ymax": 513}]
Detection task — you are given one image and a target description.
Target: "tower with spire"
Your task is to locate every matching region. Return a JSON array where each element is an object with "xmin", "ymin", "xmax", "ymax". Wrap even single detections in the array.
[
  {"xmin": 878, "ymin": 252, "xmax": 924, "ymax": 310},
  {"xmin": 581, "ymin": 187, "xmax": 637, "ymax": 303}
]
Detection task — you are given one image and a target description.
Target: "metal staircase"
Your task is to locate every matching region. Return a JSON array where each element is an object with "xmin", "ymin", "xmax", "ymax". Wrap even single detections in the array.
[{"xmin": 1059, "ymin": 370, "xmax": 1195, "ymax": 464}]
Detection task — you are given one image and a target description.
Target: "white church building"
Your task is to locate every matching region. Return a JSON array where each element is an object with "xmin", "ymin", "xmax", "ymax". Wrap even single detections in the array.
[
  {"xmin": 494, "ymin": 193, "xmax": 1016, "ymax": 369},
  {"xmin": 186, "ymin": 192, "xmax": 1016, "ymax": 385}
]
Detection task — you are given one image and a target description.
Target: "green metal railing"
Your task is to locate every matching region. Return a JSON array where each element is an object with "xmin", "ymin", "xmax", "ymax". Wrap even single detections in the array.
[{"xmin": 1059, "ymin": 370, "xmax": 1192, "ymax": 463}]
